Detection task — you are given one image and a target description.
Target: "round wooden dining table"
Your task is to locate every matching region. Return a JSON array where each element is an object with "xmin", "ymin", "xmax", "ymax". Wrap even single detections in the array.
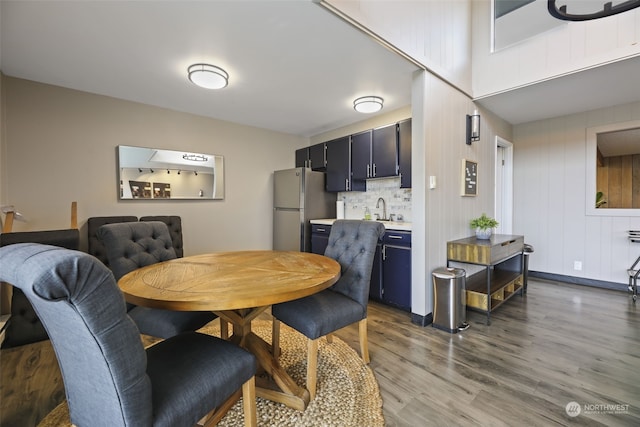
[{"xmin": 118, "ymin": 250, "xmax": 340, "ymax": 411}]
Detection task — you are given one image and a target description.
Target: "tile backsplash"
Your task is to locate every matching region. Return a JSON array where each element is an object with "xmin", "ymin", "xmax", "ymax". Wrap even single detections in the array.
[{"xmin": 339, "ymin": 177, "xmax": 412, "ymax": 222}]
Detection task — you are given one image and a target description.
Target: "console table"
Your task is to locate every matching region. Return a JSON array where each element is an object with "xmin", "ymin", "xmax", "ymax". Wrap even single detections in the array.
[{"xmin": 447, "ymin": 234, "xmax": 525, "ymax": 324}]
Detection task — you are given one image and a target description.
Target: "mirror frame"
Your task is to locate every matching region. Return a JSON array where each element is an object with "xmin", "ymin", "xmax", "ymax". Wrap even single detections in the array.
[
  {"xmin": 117, "ymin": 145, "xmax": 224, "ymax": 200},
  {"xmin": 586, "ymin": 119, "xmax": 640, "ymax": 217}
]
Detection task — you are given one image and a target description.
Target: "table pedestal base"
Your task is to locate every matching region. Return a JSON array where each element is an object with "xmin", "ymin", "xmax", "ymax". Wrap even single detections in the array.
[{"xmin": 215, "ymin": 307, "xmax": 311, "ymax": 411}]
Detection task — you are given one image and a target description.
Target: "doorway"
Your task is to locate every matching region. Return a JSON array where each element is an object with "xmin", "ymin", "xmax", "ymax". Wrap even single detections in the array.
[{"xmin": 495, "ymin": 136, "xmax": 514, "ymax": 234}]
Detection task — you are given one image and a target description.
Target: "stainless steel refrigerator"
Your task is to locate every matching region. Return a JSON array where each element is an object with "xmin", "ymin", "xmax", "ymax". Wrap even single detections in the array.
[{"xmin": 273, "ymin": 167, "xmax": 336, "ymax": 252}]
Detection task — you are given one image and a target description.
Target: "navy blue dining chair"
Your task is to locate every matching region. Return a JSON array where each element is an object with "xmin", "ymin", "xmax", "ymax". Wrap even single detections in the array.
[
  {"xmin": 271, "ymin": 219, "xmax": 385, "ymax": 398},
  {"xmin": 0, "ymin": 243, "xmax": 257, "ymax": 427}
]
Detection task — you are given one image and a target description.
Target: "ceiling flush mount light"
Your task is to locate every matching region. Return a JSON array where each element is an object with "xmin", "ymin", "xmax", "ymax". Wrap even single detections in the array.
[
  {"xmin": 466, "ymin": 110, "xmax": 481, "ymax": 145},
  {"xmin": 188, "ymin": 63, "xmax": 229, "ymax": 89},
  {"xmin": 183, "ymin": 153, "xmax": 208, "ymax": 162},
  {"xmin": 353, "ymin": 96, "xmax": 383, "ymax": 114}
]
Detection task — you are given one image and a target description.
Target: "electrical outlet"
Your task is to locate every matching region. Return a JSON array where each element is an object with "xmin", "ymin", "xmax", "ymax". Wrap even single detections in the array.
[{"xmin": 573, "ymin": 261, "xmax": 582, "ymax": 271}]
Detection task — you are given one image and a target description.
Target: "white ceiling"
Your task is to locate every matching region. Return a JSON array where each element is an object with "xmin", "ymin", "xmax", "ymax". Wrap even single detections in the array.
[
  {"xmin": 1, "ymin": 1, "xmax": 639, "ymax": 139},
  {"xmin": 0, "ymin": 0, "xmax": 418, "ymax": 138}
]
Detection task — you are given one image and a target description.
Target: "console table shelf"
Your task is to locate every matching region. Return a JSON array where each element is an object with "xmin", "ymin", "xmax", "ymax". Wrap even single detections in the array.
[{"xmin": 447, "ymin": 234, "xmax": 525, "ymax": 324}]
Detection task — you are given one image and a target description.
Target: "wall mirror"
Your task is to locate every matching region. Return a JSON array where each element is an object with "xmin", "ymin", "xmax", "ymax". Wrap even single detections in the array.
[
  {"xmin": 118, "ymin": 145, "xmax": 224, "ymax": 200},
  {"xmin": 586, "ymin": 120, "xmax": 640, "ymax": 216}
]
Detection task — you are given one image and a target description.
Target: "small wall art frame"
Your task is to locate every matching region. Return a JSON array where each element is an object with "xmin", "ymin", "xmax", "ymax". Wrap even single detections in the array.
[{"xmin": 461, "ymin": 159, "xmax": 477, "ymax": 196}]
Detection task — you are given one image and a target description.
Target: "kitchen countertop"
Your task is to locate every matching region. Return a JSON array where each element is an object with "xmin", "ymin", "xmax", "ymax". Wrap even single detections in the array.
[{"xmin": 310, "ymin": 218, "xmax": 412, "ymax": 231}]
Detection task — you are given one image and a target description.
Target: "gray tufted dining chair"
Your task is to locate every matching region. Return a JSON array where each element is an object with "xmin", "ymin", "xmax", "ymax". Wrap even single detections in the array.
[
  {"xmin": 96, "ymin": 221, "xmax": 216, "ymax": 339},
  {"xmin": 271, "ymin": 219, "xmax": 385, "ymax": 398},
  {"xmin": 0, "ymin": 243, "xmax": 257, "ymax": 427}
]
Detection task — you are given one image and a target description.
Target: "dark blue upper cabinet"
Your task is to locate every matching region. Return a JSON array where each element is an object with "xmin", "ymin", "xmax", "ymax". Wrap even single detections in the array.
[
  {"xmin": 295, "ymin": 142, "xmax": 326, "ymax": 171},
  {"xmin": 351, "ymin": 130, "xmax": 371, "ymax": 181},
  {"xmin": 325, "ymin": 136, "xmax": 364, "ymax": 192},
  {"xmin": 372, "ymin": 123, "xmax": 398, "ymax": 178},
  {"xmin": 295, "ymin": 147, "xmax": 308, "ymax": 168},
  {"xmin": 398, "ymin": 119, "xmax": 412, "ymax": 188},
  {"xmin": 308, "ymin": 142, "xmax": 326, "ymax": 171}
]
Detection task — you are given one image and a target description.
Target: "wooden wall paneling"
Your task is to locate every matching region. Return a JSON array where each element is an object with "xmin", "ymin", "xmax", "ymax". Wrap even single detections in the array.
[
  {"xmin": 608, "ymin": 156, "xmax": 622, "ymax": 208},
  {"xmin": 621, "ymin": 155, "xmax": 633, "ymax": 208},
  {"xmin": 597, "ymin": 161, "xmax": 608, "ymax": 203},
  {"xmin": 633, "ymin": 154, "xmax": 640, "ymax": 208}
]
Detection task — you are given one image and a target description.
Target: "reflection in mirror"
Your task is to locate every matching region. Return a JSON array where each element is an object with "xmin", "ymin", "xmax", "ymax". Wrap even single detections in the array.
[
  {"xmin": 586, "ymin": 120, "xmax": 640, "ymax": 216},
  {"xmin": 118, "ymin": 146, "xmax": 224, "ymax": 200},
  {"xmin": 493, "ymin": 0, "xmax": 565, "ymax": 51},
  {"xmin": 596, "ymin": 128, "xmax": 640, "ymax": 209}
]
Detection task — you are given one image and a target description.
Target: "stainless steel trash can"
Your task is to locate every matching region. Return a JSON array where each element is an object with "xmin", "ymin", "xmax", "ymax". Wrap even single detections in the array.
[{"xmin": 432, "ymin": 267, "xmax": 469, "ymax": 333}]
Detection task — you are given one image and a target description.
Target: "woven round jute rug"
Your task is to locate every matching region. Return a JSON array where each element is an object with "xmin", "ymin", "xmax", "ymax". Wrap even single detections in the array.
[{"xmin": 38, "ymin": 319, "xmax": 384, "ymax": 427}]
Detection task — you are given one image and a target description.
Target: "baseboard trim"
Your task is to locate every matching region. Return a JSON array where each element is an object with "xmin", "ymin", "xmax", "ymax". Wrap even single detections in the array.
[
  {"xmin": 411, "ymin": 312, "xmax": 433, "ymax": 327},
  {"xmin": 529, "ymin": 271, "xmax": 627, "ymax": 291}
]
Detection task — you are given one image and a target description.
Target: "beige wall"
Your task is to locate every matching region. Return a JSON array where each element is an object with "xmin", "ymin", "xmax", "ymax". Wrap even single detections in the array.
[{"xmin": 1, "ymin": 76, "xmax": 307, "ymax": 254}]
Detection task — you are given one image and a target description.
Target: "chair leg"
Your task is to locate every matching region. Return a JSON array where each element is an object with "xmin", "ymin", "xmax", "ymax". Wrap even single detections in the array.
[
  {"xmin": 307, "ymin": 338, "xmax": 319, "ymax": 400},
  {"xmin": 359, "ymin": 318, "xmax": 370, "ymax": 364},
  {"xmin": 242, "ymin": 377, "xmax": 257, "ymax": 427},
  {"xmin": 272, "ymin": 319, "xmax": 281, "ymax": 358}
]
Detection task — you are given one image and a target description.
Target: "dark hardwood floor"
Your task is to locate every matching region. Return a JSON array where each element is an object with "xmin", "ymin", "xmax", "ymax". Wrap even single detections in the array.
[
  {"xmin": 334, "ymin": 279, "xmax": 640, "ymax": 427},
  {"xmin": 1, "ymin": 278, "xmax": 638, "ymax": 426}
]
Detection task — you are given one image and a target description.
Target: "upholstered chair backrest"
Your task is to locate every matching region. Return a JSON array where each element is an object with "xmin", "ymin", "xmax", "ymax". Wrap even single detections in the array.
[
  {"xmin": 0, "ymin": 243, "xmax": 152, "ymax": 427},
  {"xmin": 139, "ymin": 216, "xmax": 183, "ymax": 258},
  {"xmin": 324, "ymin": 220, "xmax": 385, "ymax": 307},
  {"xmin": 87, "ymin": 216, "xmax": 138, "ymax": 267},
  {"xmin": 96, "ymin": 221, "xmax": 177, "ymax": 281},
  {"xmin": 0, "ymin": 228, "xmax": 80, "ymax": 348}
]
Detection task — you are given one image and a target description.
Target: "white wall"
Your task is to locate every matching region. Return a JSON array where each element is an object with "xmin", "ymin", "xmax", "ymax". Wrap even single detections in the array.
[
  {"xmin": 1, "ymin": 77, "xmax": 307, "ymax": 254},
  {"xmin": 513, "ymin": 101, "xmax": 640, "ymax": 285},
  {"xmin": 324, "ymin": 0, "xmax": 473, "ymax": 95},
  {"xmin": 472, "ymin": 0, "xmax": 640, "ymax": 97},
  {"xmin": 416, "ymin": 70, "xmax": 512, "ymax": 317}
]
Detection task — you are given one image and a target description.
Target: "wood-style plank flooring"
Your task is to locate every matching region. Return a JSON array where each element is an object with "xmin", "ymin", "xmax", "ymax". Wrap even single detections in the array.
[
  {"xmin": 1, "ymin": 278, "xmax": 639, "ymax": 426},
  {"xmin": 335, "ymin": 279, "xmax": 640, "ymax": 426}
]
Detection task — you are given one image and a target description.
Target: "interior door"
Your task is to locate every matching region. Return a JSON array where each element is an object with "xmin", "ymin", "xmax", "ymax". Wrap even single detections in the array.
[{"xmin": 495, "ymin": 137, "xmax": 513, "ymax": 234}]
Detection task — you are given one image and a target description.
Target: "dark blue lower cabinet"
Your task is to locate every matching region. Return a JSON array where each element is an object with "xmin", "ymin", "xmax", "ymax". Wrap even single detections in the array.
[
  {"xmin": 313, "ymin": 225, "xmax": 411, "ymax": 312},
  {"xmin": 310, "ymin": 224, "xmax": 331, "ymax": 255},
  {"xmin": 369, "ymin": 243, "xmax": 383, "ymax": 300},
  {"xmin": 382, "ymin": 244, "xmax": 411, "ymax": 311}
]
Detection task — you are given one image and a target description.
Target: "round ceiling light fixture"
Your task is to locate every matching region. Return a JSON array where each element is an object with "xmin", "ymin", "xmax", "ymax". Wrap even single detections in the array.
[
  {"xmin": 183, "ymin": 153, "xmax": 208, "ymax": 162},
  {"xmin": 188, "ymin": 63, "xmax": 229, "ymax": 89},
  {"xmin": 353, "ymin": 96, "xmax": 384, "ymax": 114}
]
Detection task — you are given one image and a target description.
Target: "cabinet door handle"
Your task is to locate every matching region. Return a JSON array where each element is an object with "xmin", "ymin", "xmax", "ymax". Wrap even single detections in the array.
[
  {"xmin": 388, "ymin": 235, "xmax": 403, "ymax": 240},
  {"xmin": 317, "ymin": 228, "xmax": 325, "ymax": 232},
  {"xmin": 366, "ymin": 164, "xmax": 371, "ymax": 178},
  {"xmin": 373, "ymin": 163, "xmax": 377, "ymax": 177},
  {"xmin": 382, "ymin": 245, "xmax": 386, "ymax": 260}
]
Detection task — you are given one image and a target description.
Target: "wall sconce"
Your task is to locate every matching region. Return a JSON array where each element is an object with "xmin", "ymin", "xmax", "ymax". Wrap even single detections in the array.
[
  {"xmin": 188, "ymin": 63, "xmax": 229, "ymax": 89},
  {"xmin": 353, "ymin": 96, "xmax": 384, "ymax": 114},
  {"xmin": 466, "ymin": 110, "xmax": 480, "ymax": 145}
]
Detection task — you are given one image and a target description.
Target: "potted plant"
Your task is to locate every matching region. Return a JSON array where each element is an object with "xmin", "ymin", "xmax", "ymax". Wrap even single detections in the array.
[{"xmin": 470, "ymin": 213, "xmax": 499, "ymax": 240}]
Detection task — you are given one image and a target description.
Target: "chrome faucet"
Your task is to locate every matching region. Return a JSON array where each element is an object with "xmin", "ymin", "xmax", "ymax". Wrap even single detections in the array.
[{"xmin": 376, "ymin": 197, "xmax": 387, "ymax": 220}]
